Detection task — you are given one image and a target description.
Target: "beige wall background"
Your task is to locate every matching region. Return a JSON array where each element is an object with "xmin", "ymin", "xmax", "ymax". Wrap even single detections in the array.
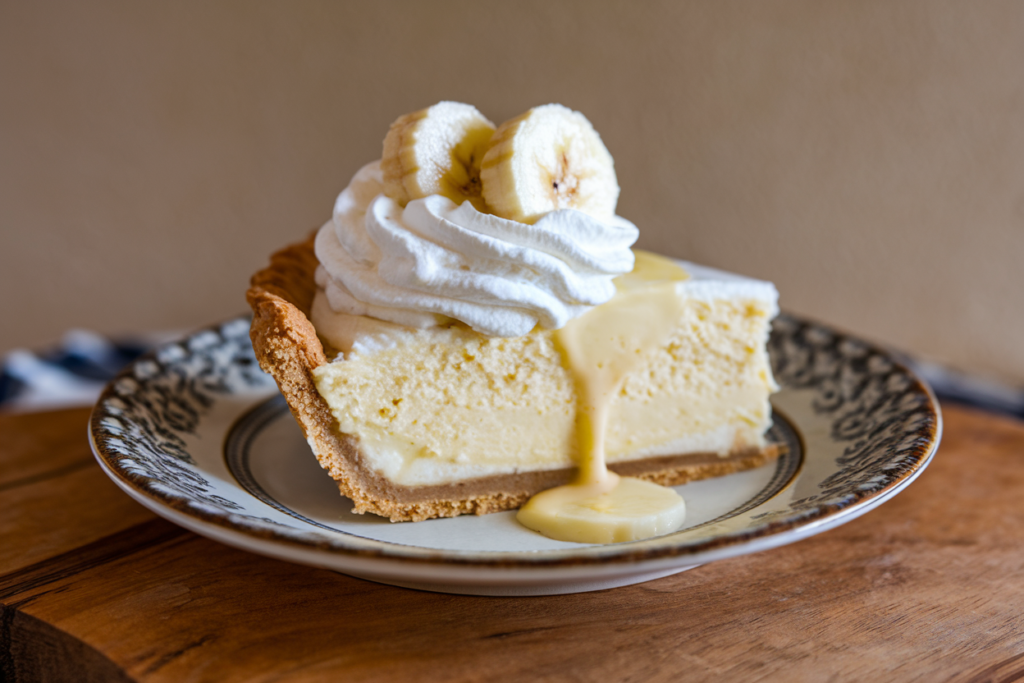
[{"xmin": 2, "ymin": 1, "xmax": 1023, "ymax": 384}]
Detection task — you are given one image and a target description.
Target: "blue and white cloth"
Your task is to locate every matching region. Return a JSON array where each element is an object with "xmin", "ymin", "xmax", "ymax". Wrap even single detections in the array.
[{"xmin": 0, "ymin": 330, "xmax": 173, "ymax": 413}]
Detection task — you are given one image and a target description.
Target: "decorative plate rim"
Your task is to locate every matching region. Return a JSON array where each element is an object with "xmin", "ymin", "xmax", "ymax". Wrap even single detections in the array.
[{"xmin": 88, "ymin": 313, "xmax": 942, "ymax": 570}]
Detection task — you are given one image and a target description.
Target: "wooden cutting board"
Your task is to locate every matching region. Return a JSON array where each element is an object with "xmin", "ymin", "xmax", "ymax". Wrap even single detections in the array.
[{"xmin": 2, "ymin": 403, "xmax": 1024, "ymax": 682}]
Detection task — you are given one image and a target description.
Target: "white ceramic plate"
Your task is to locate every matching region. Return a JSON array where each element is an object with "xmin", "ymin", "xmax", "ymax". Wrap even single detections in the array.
[{"xmin": 89, "ymin": 314, "xmax": 941, "ymax": 595}]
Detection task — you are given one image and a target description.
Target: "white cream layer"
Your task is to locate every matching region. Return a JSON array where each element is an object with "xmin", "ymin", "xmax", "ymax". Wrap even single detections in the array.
[{"xmin": 314, "ymin": 161, "xmax": 639, "ymax": 337}]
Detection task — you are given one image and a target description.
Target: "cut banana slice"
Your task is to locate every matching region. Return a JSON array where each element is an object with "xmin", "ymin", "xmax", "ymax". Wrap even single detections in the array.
[
  {"xmin": 517, "ymin": 477, "xmax": 686, "ymax": 544},
  {"xmin": 481, "ymin": 104, "xmax": 620, "ymax": 224},
  {"xmin": 380, "ymin": 101, "xmax": 495, "ymax": 211}
]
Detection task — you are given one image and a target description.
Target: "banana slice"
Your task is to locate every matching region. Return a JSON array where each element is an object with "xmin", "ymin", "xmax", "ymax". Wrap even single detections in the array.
[
  {"xmin": 517, "ymin": 477, "xmax": 686, "ymax": 544},
  {"xmin": 481, "ymin": 104, "xmax": 620, "ymax": 224},
  {"xmin": 380, "ymin": 101, "xmax": 495, "ymax": 211}
]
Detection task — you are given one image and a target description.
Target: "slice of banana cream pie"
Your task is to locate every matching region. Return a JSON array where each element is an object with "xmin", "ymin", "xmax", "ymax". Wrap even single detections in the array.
[{"xmin": 248, "ymin": 102, "xmax": 780, "ymax": 541}]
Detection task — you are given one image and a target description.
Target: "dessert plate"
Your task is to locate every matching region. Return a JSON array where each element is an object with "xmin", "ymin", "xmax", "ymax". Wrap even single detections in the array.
[{"xmin": 89, "ymin": 314, "xmax": 941, "ymax": 596}]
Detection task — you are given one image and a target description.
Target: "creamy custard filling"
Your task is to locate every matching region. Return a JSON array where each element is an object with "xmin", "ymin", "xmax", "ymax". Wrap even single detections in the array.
[
  {"xmin": 311, "ymin": 252, "xmax": 778, "ymax": 512},
  {"xmin": 516, "ymin": 252, "xmax": 691, "ymax": 542}
]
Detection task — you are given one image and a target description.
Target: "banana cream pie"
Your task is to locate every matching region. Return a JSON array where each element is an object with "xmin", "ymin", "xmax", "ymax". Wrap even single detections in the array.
[{"xmin": 248, "ymin": 102, "xmax": 780, "ymax": 539}]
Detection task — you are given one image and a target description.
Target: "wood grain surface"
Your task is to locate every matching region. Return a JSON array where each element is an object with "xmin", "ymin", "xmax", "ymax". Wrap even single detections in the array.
[{"xmin": 2, "ymin": 404, "xmax": 1024, "ymax": 682}]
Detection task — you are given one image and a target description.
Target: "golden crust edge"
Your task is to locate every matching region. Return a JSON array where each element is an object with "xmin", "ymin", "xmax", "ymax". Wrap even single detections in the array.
[
  {"xmin": 246, "ymin": 235, "xmax": 783, "ymax": 523},
  {"xmin": 245, "ymin": 233, "xmax": 379, "ymax": 515}
]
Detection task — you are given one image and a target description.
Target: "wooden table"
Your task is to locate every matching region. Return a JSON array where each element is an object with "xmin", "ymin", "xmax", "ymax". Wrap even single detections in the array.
[{"xmin": 2, "ymin": 403, "xmax": 1024, "ymax": 682}]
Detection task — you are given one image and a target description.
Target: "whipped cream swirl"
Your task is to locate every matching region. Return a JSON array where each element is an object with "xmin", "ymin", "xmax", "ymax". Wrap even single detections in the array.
[{"xmin": 314, "ymin": 161, "xmax": 639, "ymax": 337}]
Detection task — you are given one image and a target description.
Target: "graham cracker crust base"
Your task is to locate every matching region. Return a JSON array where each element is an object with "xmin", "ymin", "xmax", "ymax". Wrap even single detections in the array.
[{"xmin": 246, "ymin": 234, "xmax": 781, "ymax": 522}]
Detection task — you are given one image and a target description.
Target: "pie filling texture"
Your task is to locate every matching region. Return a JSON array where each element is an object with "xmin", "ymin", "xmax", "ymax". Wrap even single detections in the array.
[{"xmin": 247, "ymin": 236, "xmax": 780, "ymax": 523}]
